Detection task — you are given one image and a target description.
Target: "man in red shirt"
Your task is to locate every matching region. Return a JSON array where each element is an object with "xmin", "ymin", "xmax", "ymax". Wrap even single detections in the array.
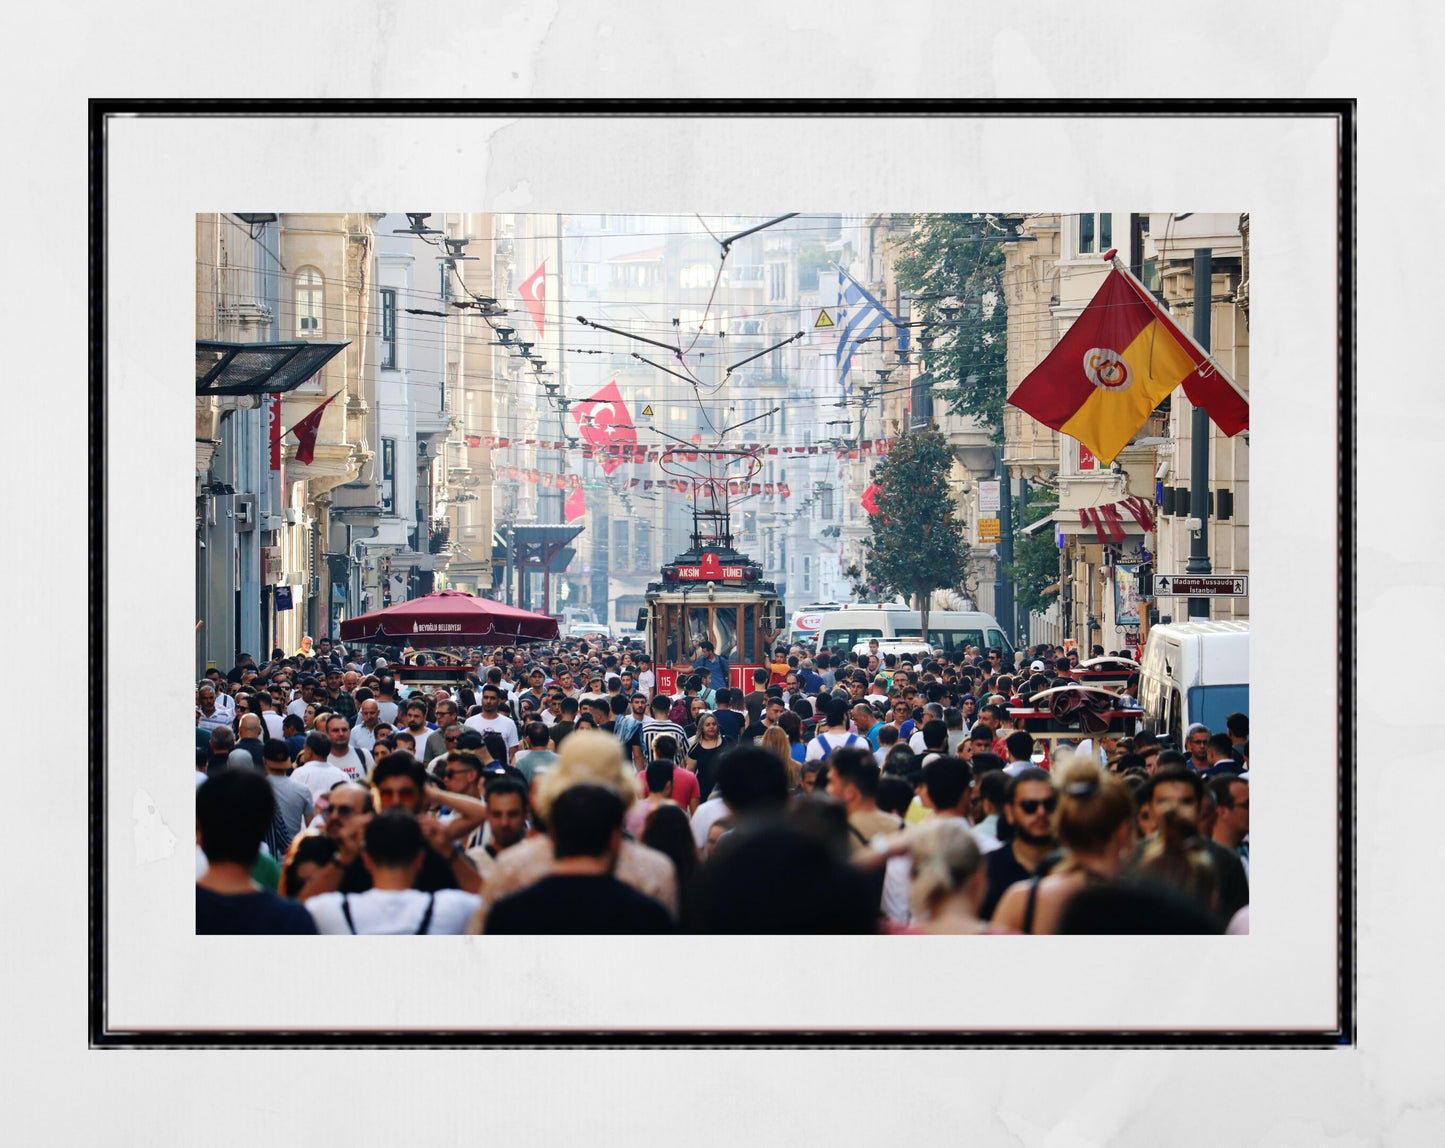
[{"xmin": 637, "ymin": 737, "xmax": 699, "ymax": 814}]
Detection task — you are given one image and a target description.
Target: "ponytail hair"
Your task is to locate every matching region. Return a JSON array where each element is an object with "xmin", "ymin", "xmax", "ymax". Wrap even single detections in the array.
[
  {"xmin": 1055, "ymin": 760, "xmax": 1134, "ymax": 854},
  {"xmin": 1137, "ymin": 806, "xmax": 1217, "ymax": 909},
  {"xmin": 907, "ymin": 819, "xmax": 983, "ymax": 919}
]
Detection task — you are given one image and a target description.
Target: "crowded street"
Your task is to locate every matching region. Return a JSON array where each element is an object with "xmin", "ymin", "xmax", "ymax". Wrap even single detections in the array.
[{"xmin": 196, "ymin": 210, "xmax": 1250, "ymax": 935}]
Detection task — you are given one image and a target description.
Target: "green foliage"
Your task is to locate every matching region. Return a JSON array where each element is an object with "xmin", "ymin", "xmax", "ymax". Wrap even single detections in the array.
[
  {"xmin": 859, "ymin": 428, "xmax": 969, "ymax": 621},
  {"xmin": 1006, "ymin": 485, "xmax": 1061, "ymax": 618},
  {"xmin": 795, "ymin": 245, "xmax": 831, "ymax": 296},
  {"xmin": 892, "ymin": 214, "xmax": 1009, "ymax": 442}
]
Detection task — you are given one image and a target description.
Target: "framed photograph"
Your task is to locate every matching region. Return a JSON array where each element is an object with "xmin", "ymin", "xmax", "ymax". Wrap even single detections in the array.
[{"xmin": 93, "ymin": 99, "xmax": 1351, "ymax": 1048}]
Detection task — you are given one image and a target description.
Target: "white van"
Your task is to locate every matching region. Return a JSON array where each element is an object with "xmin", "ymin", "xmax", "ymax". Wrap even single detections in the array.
[
  {"xmin": 813, "ymin": 608, "xmax": 1013, "ymax": 658},
  {"xmin": 787, "ymin": 602, "xmax": 849, "ymax": 647},
  {"xmin": 1136, "ymin": 620, "xmax": 1249, "ymax": 745}
]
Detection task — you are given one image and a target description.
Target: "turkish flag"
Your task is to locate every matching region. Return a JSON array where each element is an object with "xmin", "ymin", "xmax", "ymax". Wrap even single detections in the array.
[
  {"xmin": 289, "ymin": 391, "xmax": 340, "ymax": 465},
  {"xmin": 861, "ymin": 484, "xmax": 881, "ymax": 515},
  {"xmin": 564, "ymin": 485, "xmax": 585, "ymax": 523},
  {"xmin": 572, "ymin": 380, "xmax": 636, "ymax": 475},
  {"xmin": 518, "ymin": 261, "xmax": 546, "ymax": 339}
]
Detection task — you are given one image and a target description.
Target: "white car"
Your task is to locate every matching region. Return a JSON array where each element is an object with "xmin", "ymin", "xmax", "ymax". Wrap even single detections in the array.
[
  {"xmin": 567, "ymin": 623, "xmax": 611, "ymax": 640},
  {"xmin": 853, "ymin": 640, "xmax": 937, "ymax": 662}
]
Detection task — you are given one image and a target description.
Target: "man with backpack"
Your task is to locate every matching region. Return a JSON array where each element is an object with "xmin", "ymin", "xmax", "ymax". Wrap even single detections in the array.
[{"xmin": 804, "ymin": 700, "xmax": 864, "ymax": 763}]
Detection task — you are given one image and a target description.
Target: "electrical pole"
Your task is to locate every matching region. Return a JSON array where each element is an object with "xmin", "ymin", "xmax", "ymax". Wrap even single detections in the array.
[
  {"xmin": 1186, "ymin": 248, "xmax": 1213, "ymax": 620},
  {"xmin": 994, "ymin": 444, "xmax": 1014, "ymax": 641}
]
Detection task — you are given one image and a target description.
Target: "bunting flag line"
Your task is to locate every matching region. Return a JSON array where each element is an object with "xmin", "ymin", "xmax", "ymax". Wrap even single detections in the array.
[{"xmin": 1007, "ymin": 266, "xmax": 1249, "ymax": 465}]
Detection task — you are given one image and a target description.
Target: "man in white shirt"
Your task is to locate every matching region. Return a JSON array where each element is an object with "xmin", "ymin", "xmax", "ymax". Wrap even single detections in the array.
[
  {"xmin": 325, "ymin": 713, "xmax": 373, "ymax": 782},
  {"xmin": 350, "ymin": 699, "xmax": 384, "ymax": 752},
  {"xmin": 1002, "ymin": 730, "xmax": 1039, "ymax": 777},
  {"xmin": 306, "ymin": 809, "xmax": 480, "ymax": 934},
  {"xmin": 290, "ymin": 731, "xmax": 351, "ymax": 802},
  {"xmin": 804, "ymin": 701, "xmax": 863, "ymax": 763},
  {"xmin": 286, "ymin": 677, "xmax": 320, "ymax": 719},
  {"xmin": 464, "ymin": 683, "xmax": 520, "ymax": 760}
]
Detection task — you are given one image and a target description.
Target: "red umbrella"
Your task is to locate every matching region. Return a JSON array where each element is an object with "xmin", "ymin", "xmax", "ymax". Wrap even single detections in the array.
[{"xmin": 338, "ymin": 590, "xmax": 558, "ymax": 647}]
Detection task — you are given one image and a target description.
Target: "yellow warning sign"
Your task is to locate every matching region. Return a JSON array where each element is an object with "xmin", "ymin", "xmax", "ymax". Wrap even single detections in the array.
[
  {"xmin": 640, "ymin": 404, "xmax": 654, "ymax": 416},
  {"xmin": 814, "ymin": 309, "xmax": 835, "ymax": 328}
]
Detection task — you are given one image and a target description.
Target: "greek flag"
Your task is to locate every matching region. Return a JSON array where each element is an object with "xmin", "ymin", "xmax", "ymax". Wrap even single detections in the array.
[{"xmin": 834, "ymin": 269, "xmax": 898, "ymax": 392}]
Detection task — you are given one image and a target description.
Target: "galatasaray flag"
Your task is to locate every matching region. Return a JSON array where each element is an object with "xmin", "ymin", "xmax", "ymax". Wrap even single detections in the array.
[{"xmin": 1008, "ymin": 268, "xmax": 1249, "ymax": 465}]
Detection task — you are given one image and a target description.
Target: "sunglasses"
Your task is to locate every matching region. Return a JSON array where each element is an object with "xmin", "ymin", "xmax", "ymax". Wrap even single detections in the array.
[{"xmin": 1017, "ymin": 796, "xmax": 1059, "ymax": 815}]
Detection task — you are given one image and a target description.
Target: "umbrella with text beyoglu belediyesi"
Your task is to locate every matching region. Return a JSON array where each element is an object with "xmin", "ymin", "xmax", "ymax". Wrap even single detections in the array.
[{"xmin": 338, "ymin": 590, "xmax": 558, "ymax": 648}]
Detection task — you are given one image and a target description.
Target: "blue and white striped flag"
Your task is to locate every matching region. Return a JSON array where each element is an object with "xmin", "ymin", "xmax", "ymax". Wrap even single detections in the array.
[{"xmin": 834, "ymin": 269, "xmax": 898, "ymax": 392}]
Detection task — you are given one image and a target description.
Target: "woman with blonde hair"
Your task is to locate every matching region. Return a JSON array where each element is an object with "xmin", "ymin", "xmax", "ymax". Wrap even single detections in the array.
[
  {"xmin": 466, "ymin": 730, "xmax": 678, "ymax": 933},
  {"xmin": 991, "ymin": 759, "xmax": 1136, "ymax": 935},
  {"xmin": 900, "ymin": 819, "xmax": 1008, "ymax": 934},
  {"xmin": 759, "ymin": 726, "xmax": 802, "ymax": 796}
]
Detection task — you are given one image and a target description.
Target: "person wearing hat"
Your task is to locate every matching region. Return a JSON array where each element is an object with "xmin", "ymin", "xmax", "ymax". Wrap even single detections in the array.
[{"xmin": 466, "ymin": 730, "xmax": 679, "ymax": 932}]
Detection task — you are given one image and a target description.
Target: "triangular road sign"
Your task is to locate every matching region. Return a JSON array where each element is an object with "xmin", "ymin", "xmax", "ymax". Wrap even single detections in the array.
[
  {"xmin": 640, "ymin": 404, "xmax": 654, "ymax": 417},
  {"xmin": 814, "ymin": 308, "xmax": 835, "ymax": 328}
]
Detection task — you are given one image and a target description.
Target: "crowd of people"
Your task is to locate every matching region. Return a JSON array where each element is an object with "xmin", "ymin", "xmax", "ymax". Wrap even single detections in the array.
[{"xmin": 195, "ymin": 632, "xmax": 1250, "ymax": 935}]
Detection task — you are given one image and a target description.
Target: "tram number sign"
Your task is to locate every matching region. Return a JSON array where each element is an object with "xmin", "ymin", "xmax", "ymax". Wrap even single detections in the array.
[
  {"xmin": 676, "ymin": 552, "xmax": 744, "ymax": 580},
  {"xmin": 1153, "ymin": 574, "xmax": 1248, "ymax": 597}
]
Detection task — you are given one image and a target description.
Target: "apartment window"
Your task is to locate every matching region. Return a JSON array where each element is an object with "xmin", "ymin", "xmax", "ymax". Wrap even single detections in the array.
[
  {"xmin": 294, "ymin": 268, "xmax": 323, "ymax": 338},
  {"xmin": 1077, "ymin": 213, "xmax": 1113, "ymax": 256},
  {"xmin": 634, "ymin": 520, "xmax": 650, "ymax": 569},
  {"xmin": 380, "ymin": 438, "xmax": 396, "ymax": 512},
  {"xmin": 569, "ymin": 263, "xmax": 597, "ymax": 286},
  {"xmin": 613, "ymin": 520, "xmax": 629, "ymax": 570},
  {"xmin": 379, "ymin": 289, "xmax": 397, "ymax": 369},
  {"xmin": 768, "ymin": 262, "xmax": 787, "ymax": 301},
  {"xmin": 439, "ymin": 260, "xmax": 452, "ymax": 304},
  {"xmin": 679, "ymin": 263, "xmax": 713, "ymax": 290},
  {"xmin": 819, "ymin": 484, "xmax": 834, "ymax": 520},
  {"xmin": 802, "ymin": 555, "xmax": 812, "ymax": 594},
  {"xmin": 612, "ymin": 263, "xmax": 660, "ymax": 288}
]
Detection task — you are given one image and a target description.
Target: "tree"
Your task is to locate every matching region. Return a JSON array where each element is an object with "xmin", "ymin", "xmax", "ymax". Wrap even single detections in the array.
[
  {"xmin": 1006, "ymin": 485, "xmax": 1061, "ymax": 619},
  {"xmin": 858, "ymin": 428, "xmax": 969, "ymax": 643},
  {"xmin": 891, "ymin": 214, "xmax": 1009, "ymax": 442}
]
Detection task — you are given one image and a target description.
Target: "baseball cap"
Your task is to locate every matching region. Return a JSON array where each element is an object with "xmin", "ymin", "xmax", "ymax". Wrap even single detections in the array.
[{"xmin": 1030, "ymin": 659, "xmax": 1047, "ymax": 673}]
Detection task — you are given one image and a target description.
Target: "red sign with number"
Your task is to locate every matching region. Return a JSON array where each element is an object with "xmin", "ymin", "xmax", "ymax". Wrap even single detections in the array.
[
  {"xmin": 675, "ymin": 551, "xmax": 744, "ymax": 581},
  {"xmin": 655, "ymin": 667, "xmax": 679, "ymax": 697},
  {"xmin": 730, "ymin": 664, "xmax": 764, "ymax": 691}
]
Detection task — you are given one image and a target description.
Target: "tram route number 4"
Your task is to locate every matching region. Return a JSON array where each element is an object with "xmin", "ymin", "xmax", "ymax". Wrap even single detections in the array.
[{"xmin": 1153, "ymin": 574, "xmax": 1248, "ymax": 597}]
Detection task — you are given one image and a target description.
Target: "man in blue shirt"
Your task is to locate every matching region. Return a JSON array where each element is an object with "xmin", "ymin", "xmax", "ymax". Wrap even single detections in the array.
[{"xmin": 692, "ymin": 640, "xmax": 730, "ymax": 692}]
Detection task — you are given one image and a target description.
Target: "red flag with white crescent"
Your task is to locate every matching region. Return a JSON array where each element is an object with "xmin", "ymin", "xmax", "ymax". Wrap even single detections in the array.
[
  {"xmin": 564, "ymin": 485, "xmax": 585, "ymax": 523},
  {"xmin": 288, "ymin": 391, "xmax": 340, "ymax": 466},
  {"xmin": 518, "ymin": 261, "xmax": 546, "ymax": 339},
  {"xmin": 571, "ymin": 380, "xmax": 637, "ymax": 475}
]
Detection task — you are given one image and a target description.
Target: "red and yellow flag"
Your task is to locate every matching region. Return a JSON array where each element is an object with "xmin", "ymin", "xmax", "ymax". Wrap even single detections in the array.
[{"xmin": 1007, "ymin": 269, "xmax": 1248, "ymax": 464}]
